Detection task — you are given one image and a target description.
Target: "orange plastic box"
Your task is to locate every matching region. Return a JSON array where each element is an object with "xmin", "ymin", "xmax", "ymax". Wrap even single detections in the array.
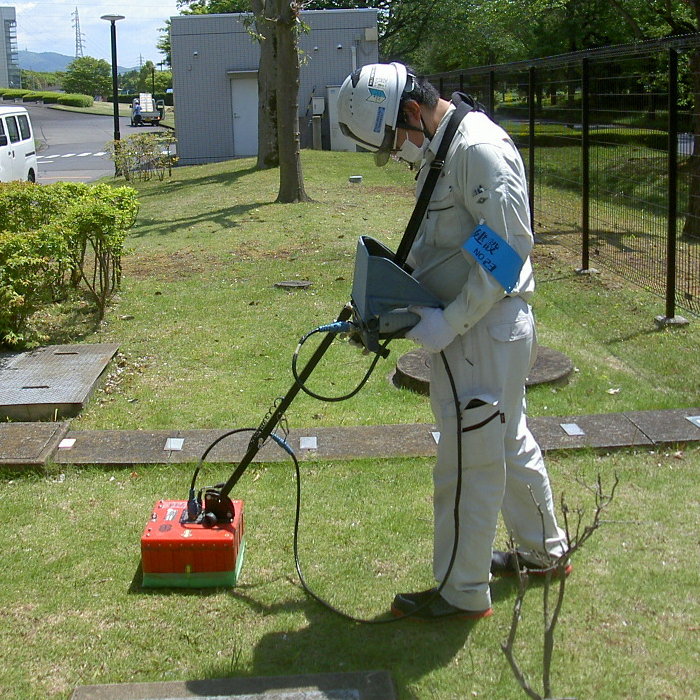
[{"xmin": 141, "ymin": 499, "xmax": 244, "ymax": 588}]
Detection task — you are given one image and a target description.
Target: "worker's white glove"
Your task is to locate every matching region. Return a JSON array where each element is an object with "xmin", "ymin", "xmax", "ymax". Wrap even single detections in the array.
[{"xmin": 405, "ymin": 306, "xmax": 458, "ymax": 354}]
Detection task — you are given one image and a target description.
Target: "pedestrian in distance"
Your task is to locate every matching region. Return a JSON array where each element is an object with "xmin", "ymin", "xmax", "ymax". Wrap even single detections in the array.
[{"xmin": 132, "ymin": 100, "xmax": 142, "ymax": 127}]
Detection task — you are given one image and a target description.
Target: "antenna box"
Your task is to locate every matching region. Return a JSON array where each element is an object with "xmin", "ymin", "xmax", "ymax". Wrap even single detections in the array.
[{"xmin": 140, "ymin": 499, "xmax": 244, "ymax": 588}]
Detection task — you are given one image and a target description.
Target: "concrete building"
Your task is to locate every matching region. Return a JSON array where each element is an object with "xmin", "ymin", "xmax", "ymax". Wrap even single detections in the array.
[
  {"xmin": 0, "ymin": 7, "xmax": 20, "ymax": 89},
  {"xmin": 170, "ymin": 9, "xmax": 378, "ymax": 166}
]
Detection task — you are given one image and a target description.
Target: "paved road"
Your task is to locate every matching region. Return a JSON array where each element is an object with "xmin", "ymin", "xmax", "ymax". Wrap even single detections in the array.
[{"xmin": 23, "ymin": 102, "xmax": 167, "ymax": 184}]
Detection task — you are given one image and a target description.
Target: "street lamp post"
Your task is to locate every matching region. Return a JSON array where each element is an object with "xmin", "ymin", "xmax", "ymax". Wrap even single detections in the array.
[{"xmin": 101, "ymin": 13, "xmax": 125, "ymax": 172}]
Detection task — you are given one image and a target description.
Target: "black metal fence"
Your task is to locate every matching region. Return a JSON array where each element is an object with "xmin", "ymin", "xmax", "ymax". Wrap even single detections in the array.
[{"xmin": 427, "ymin": 34, "xmax": 700, "ymax": 321}]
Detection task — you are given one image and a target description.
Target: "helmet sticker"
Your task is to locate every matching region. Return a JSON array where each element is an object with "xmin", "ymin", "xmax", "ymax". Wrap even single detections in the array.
[
  {"xmin": 373, "ymin": 106, "xmax": 385, "ymax": 133},
  {"xmin": 368, "ymin": 88, "xmax": 386, "ymax": 103}
]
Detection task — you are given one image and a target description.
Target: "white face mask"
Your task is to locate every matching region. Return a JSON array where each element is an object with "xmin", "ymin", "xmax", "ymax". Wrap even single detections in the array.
[{"xmin": 396, "ymin": 135, "xmax": 425, "ymax": 165}]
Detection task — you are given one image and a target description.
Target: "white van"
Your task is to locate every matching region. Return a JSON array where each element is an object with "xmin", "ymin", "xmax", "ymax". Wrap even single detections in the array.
[{"xmin": 0, "ymin": 105, "xmax": 38, "ymax": 183}]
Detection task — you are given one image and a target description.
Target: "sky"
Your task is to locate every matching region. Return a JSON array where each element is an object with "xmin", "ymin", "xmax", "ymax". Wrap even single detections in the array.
[{"xmin": 12, "ymin": 0, "xmax": 181, "ymax": 68}]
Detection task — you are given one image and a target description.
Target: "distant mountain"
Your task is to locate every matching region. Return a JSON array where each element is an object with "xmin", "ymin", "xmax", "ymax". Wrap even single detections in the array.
[
  {"xmin": 18, "ymin": 50, "xmax": 73, "ymax": 73},
  {"xmin": 18, "ymin": 50, "xmax": 132, "ymax": 74}
]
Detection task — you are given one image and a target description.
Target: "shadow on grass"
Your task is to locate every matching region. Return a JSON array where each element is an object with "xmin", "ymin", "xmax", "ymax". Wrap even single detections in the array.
[
  {"xmin": 4, "ymin": 292, "xmax": 104, "ymax": 351},
  {"xmin": 128, "ymin": 200, "xmax": 273, "ymax": 239},
  {"xmin": 128, "ymin": 563, "xmax": 485, "ymax": 698},
  {"xmin": 241, "ymin": 592, "xmax": 479, "ymax": 700},
  {"xmin": 134, "ymin": 164, "xmax": 261, "ymax": 201}
]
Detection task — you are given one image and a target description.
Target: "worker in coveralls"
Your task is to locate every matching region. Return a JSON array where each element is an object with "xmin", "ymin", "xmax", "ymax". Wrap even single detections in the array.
[{"xmin": 337, "ymin": 63, "xmax": 569, "ymax": 620}]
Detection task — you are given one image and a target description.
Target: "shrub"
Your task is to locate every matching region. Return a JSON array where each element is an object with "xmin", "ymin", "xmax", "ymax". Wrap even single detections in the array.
[
  {"xmin": 0, "ymin": 181, "xmax": 88, "ymax": 231},
  {"xmin": 62, "ymin": 184, "xmax": 139, "ymax": 315},
  {"xmin": 22, "ymin": 91, "xmax": 60, "ymax": 104},
  {"xmin": 0, "ymin": 227, "xmax": 69, "ymax": 347},
  {"xmin": 106, "ymin": 132, "xmax": 177, "ymax": 182},
  {"xmin": 0, "ymin": 181, "xmax": 138, "ymax": 347},
  {"xmin": 1, "ymin": 89, "xmax": 31, "ymax": 101},
  {"xmin": 57, "ymin": 94, "xmax": 94, "ymax": 108}
]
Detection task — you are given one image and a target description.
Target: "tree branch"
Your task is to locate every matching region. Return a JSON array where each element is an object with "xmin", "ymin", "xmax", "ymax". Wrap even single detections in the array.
[{"xmin": 502, "ymin": 473, "xmax": 619, "ymax": 700}]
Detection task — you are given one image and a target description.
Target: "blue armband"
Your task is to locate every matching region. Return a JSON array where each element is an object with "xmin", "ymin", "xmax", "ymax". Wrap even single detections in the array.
[{"xmin": 462, "ymin": 223, "xmax": 524, "ymax": 293}]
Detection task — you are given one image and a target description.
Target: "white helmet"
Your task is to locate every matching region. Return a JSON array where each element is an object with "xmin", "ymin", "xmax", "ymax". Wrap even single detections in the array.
[{"xmin": 337, "ymin": 62, "xmax": 414, "ymax": 166}]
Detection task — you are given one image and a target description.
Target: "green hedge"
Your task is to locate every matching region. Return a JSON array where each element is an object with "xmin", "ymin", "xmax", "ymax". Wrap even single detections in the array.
[
  {"xmin": 57, "ymin": 93, "xmax": 94, "ymax": 107},
  {"xmin": 0, "ymin": 181, "xmax": 138, "ymax": 348},
  {"xmin": 1, "ymin": 89, "xmax": 31, "ymax": 100},
  {"xmin": 0, "ymin": 227, "xmax": 69, "ymax": 348},
  {"xmin": 0, "ymin": 90, "xmax": 92, "ymax": 106},
  {"xmin": 22, "ymin": 91, "xmax": 61, "ymax": 103}
]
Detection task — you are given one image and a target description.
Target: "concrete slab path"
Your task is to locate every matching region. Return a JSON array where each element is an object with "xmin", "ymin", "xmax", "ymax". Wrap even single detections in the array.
[
  {"xmin": 69, "ymin": 670, "xmax": 396, "ymax": 700},
  {"xmin": 2, "ymin": 408, "xmax": 700, "ymax": 469}
]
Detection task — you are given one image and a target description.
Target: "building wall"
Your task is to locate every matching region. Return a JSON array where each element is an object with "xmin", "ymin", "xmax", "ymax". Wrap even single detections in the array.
[
  {"xmin": 170, "ymin": 9, "xmax": 378, "ymax": 166},
  {"xmin": 0, "ymin": 7, "xmax": 18, "ymax": 89}
]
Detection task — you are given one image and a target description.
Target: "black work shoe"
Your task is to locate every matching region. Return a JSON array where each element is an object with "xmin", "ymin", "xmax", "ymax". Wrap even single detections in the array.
[
  {"xmin": 491, "ymin": 550, "xmax": 572, "ymax": 578},
  {"xmin": 390, "ymin": 588, "xmax": 492, "ymax": 621}
]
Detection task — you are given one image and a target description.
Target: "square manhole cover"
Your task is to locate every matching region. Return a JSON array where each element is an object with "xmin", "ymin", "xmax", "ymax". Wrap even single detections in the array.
[{"xmin": 0, "ymin": 344, "xmax": 119, "ymax": 421}]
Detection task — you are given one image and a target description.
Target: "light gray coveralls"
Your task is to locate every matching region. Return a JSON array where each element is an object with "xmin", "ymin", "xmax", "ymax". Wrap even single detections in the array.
[{"xmin": 407, "ymin": 103, "xmax": 568, "ymax": 612}]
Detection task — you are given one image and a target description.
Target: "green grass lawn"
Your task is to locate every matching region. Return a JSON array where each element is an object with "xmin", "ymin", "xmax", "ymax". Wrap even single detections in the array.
[
  {"xmin": 2, "ymin": 447, "xmax": 699, "ymax": 700},
  {"xmin": 33, "ymin": 149, "xmax": 700, "ymax": 433},
  {"xmin": 3, "ymin": 150, "xmax": 700, "ymax": 700}
]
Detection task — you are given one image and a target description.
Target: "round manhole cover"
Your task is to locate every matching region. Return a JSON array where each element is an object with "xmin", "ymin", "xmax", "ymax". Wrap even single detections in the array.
[
  {"xmin": 273, "ymin": 280, "xmax": 312, "ymax": 290},
  {"xmin": 393, "ymin": 346, "xmax": 573, "ymax": 395}
]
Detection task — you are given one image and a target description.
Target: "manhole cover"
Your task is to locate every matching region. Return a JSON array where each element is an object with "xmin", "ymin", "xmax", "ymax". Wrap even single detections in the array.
[
  {"xmin": 274, "ymin": 280, "xmax": 312, "ymax": 290},
  {"xmin": 393, "ymin": 346, "xmax": 573, "ymax": 395},
  {"xmin": 0, "ymin": 343, "xmax": 119, "ymax": 421}
]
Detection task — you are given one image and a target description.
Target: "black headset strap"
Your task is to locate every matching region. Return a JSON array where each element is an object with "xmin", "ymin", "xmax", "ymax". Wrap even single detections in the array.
[{"xmin": 393, "ymin": 93, "xmax": 478, "ymax": 269}]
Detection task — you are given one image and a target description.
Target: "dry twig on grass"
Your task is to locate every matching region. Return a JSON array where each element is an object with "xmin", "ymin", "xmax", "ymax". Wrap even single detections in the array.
[{"xmin": 501, "ymin": 473, "xmax": 619, "ymax": 700}]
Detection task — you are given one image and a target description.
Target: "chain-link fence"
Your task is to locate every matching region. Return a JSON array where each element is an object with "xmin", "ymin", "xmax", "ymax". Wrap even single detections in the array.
[{"xmin": 427, "ymin": 34, "xmax": 700, "ymax": 320}]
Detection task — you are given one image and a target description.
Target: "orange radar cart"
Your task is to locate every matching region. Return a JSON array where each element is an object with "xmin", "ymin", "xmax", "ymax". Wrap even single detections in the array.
[{"xmin": 141, "ymin": 499, "xmax": 244, "ymax": 588}]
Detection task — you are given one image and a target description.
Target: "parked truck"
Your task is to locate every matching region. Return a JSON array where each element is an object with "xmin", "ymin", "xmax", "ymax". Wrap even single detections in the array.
[{"xmin": 131, "ymin": 93, "xmax": 165, "ymax": 127}]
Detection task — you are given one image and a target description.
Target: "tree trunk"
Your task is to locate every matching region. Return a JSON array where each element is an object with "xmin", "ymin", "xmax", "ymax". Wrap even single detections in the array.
[
  {"xmin": 275, "ymin": 0, "xmax": 310, "ymax": 203},
  {"xmin": 252, "ymin": 0, "xmax": 279, "ymax": 169}
]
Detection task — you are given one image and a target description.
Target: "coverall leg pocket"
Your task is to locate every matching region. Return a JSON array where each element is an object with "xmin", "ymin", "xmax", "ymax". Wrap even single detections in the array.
[{"xmin": 459, "ymin": 395, "xmax": 505, "ymax": 467}]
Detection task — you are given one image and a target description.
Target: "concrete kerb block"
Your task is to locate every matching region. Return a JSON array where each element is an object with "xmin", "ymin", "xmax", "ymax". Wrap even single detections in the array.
[{"xmin": 69, "ymin": 670, "xmax": 396, "ymax": 700}]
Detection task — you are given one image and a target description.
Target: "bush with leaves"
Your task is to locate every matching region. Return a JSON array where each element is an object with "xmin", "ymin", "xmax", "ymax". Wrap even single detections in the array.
[
  {"xmin": 0, "ymin": 181, "xmax": 138, "ymax": 348},
  {"xmin": 22, "ymin": 91, "xmax": 61, "ymax": 104},
  {"xmin": 106, "ymin": 132, "xmax": 177, "ymax": 182},
  {"xmin": 1, "ymin": 89, "xmax": 30, "ymax": 100},
  {"xmin": 61, "ymin": 184, "xmax": 138, "ymax": 315},
  {"xmin": 57, "ymin": 94, "xmax": 94, "ymax": 108},
  {"xmin": 0, "ymin": 226, "xmax": 70, "ymax": 347}
]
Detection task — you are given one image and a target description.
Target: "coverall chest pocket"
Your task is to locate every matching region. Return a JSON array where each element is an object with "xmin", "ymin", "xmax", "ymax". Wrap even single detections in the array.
[{"xmin": 424, "ymin": 184, "xmax": 467, "ymax": 249}]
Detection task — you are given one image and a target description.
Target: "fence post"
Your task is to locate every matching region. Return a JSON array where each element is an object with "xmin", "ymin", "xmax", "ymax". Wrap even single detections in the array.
[
  {"xmin": 657, "ymin": 47, "xmax": 688, "ymax": 326},
  {"xmin": 488, "ymin": 70, "xmax": 495, "ymax": 119},
  {"xmin": 581, "ymin": 57, "xmax": 591, "ymax": 271},
  {"xmin": 528, "ymin": 66, "xmax": 536, "ymax": 233}
]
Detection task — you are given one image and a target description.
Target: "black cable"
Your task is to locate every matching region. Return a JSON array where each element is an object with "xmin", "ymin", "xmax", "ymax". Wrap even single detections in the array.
[
  {"xmin": 291, "ymin": 348, "xmax": 465, "ymax": 624},
  {"xmin": 187, "ymin": 336, "xmax": 466, "ymax": 623},
  {"xmin": 189, "ymin": 427, "xmax": 259, "ymax": 496},
  {"xmin": 290, "ymin": 327, "xmax": 392, "ymax": 403}
]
